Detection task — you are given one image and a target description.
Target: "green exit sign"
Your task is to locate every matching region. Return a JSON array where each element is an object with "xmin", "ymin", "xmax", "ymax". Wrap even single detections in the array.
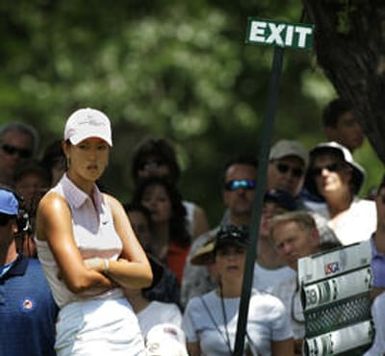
[{"xmin": 246, "ymin": 18, "xmax": 314, "ymax": 49}]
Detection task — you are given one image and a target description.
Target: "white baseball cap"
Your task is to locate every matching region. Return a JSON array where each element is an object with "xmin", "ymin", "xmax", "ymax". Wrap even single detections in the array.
[{"xmin": 64, "ymin": 108, "xmax": 112, "ymax": 146}]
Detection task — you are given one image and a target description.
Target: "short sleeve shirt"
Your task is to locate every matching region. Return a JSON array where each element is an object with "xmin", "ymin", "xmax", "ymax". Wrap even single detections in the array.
[{"xmin": 182, "ymin": 289, "xmax": 292, "ymax": 356}]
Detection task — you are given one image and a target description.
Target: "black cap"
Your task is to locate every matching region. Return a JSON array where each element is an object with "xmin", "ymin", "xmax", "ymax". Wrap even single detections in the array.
[{"xmin": 214, "ymin": 224, "xmax": 250, "ymax": 250}]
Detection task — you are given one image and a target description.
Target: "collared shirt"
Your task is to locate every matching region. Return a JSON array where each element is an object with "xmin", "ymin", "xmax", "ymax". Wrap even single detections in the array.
[
  {"xmin": 0, "ymin": 255, "xmax": 58, "ymax": 356},
  {"xmin": 371, "ymin": 234, "xmax": 385, "ymax": 288},
  {"xmin": 36, "ymin": 173, "xmax": 123, "ymax": 308},
  {"xmin": 0, "ymin": 261, "xmax": 13, "ymax": 278}
]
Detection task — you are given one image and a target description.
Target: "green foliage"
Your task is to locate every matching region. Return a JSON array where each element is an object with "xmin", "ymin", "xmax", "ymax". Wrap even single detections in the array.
[{"xmin": 0, "ymin": 1, "xmax": 381, "ymax": 224}]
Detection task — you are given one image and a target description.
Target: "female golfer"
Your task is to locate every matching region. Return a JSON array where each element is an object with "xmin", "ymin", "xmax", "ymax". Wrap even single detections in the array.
[{"xmin": 36, "ymin": 108, "xmax": 152, "ymax": 355}]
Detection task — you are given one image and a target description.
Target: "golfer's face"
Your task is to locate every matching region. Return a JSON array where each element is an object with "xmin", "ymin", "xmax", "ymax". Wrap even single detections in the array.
[{"xmin": 68, "ymin": 138, "xmax": 110, "ymax": 181}]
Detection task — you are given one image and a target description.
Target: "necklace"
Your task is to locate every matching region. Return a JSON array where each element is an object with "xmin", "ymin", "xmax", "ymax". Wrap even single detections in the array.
[
  {"xmin": 200, "ymin": 294, "xmax": 233, "ymax": 354},
  {"xmin": 220, "ymin": 286, "xmax": 234, "ymax": 354}
]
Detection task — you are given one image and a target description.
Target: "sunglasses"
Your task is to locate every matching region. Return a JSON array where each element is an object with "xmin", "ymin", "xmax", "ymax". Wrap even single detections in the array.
[
  {"xmin": 275, "ymin": 162, "xmax": 304, "ymax": 178},
  {"xmin": 310, "ymin": 163, "xmax": 343, "ymax": 177},
  {"xmin": 139, "ymin": 159, "xmax": 166, "ymax": 170},
  {"xmin": 0, "ymin": 213, "xmax": 13, "ymax": 226},
  {"xmin": 1, "ymin": 144, "xmax": 32, "ymax": 159},
  {"xmin": 224, "ymin": 179, "xmax": 256, "ymax": 191}
]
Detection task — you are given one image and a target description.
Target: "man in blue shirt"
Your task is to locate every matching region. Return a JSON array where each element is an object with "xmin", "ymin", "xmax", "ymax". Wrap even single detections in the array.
[{"xmin": 0, "ymin": 187, "xmax": 57, "ymax": 356}]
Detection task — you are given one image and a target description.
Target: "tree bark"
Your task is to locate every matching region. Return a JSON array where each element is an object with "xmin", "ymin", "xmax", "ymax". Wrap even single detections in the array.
[{"xmin": 302, "ymin": 0, "xmax": 385, "ymax": 163}]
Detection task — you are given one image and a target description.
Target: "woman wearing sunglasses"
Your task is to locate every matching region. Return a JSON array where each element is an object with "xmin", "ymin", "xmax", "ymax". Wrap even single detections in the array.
[
  {"xmin": 182, "ymin": 225, "xmax": 294, "ymax": 356},
  {"xmin": 304, "ymin": 141, "xmax": 376, "ymax": 246},
  {"xmin": 35, "ymin": 108, "xmax": 152, "ymax": 355}
]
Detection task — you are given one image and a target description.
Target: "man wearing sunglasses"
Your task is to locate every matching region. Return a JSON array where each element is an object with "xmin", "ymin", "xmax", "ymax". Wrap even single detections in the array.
[
  {"xmin": 268, "ymin": 140, "xmax": 341, "ymax": 249},
  {"xmin": 267, "ymin": 139, "xmax": 308, "ymax": 199},
  {"xmin": 181, "ymin": 155, "xmax": 258, "ymax": 306},
  {"xmin": 0, "ymin": 122, "xmax": 39, "ymax": 186},
  {"xmin": 0, "ymin": 187, "xmax": 57, "ymax": 356}
]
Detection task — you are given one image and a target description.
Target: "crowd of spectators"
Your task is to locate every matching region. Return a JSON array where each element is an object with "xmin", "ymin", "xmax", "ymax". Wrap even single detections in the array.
[{"xmin": 0, "ymin": 98, "xmax": 384, "ymax": 355}]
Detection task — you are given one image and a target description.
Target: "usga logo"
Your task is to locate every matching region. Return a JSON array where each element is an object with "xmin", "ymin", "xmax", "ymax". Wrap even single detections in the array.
[{"xmin": 325, "ymin": 261, "xmax": 340, "ymax": 275}]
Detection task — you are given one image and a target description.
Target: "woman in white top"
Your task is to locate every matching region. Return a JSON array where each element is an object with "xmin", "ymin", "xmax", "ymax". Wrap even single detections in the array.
[
  {"xmin": 304, "ymin": 141, "xmax": 376, "ymax": 245},
  {"xmin": 182, "ymin": 225, "xmax": 294, "ymax": 356},
  {"xmin": 35, "ymin": 108, "xmax": 152, "ymax": 355}
]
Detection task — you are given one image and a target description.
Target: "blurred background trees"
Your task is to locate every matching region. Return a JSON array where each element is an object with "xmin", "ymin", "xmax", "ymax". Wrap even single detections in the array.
[{"xmin": 0, "ymin": 0, "xmax": 382, "ymax": 224}]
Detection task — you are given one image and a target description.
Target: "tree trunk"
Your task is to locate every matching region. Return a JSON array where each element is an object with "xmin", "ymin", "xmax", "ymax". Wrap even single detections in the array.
[{"xmin": 302, "ymin": 0, "xmax": 385, "ymax": 164}]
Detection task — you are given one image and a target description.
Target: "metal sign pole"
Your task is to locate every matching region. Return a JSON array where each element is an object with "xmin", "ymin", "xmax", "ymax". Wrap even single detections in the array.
[
  {"xmin": 233, "ymin": 18, "xmax": 313, "ymax": 355},
  {"xmin": 233, "ymin": 45, "xmax": 284, "ymax": 356}
]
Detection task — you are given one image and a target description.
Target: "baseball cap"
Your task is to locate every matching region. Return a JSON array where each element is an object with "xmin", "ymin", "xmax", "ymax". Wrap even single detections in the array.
[
  {"xmin": 64, "ymin": 108, "xmax": 112, "ymax": 146},
  {"xmin": 0, "ymin": 188, "xmax": 19, "ymax": 216},
  {"xmin": 305, "ymin": 141, "xmax": 365, "ymax": 196},
  {"xmin": 215, "ymin": 224, "xmax": 250, "ymax": 250},
  {"xmin": 269, "ymin": 140, "xmax": 309, "ymax": 167},
  {"xmin": 190, "ymin": 225, "xmax": 250, "ymax": 266},
  {"xmin": 264, "ymin": 189, "xmax": 298, "ymax": 211}
]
